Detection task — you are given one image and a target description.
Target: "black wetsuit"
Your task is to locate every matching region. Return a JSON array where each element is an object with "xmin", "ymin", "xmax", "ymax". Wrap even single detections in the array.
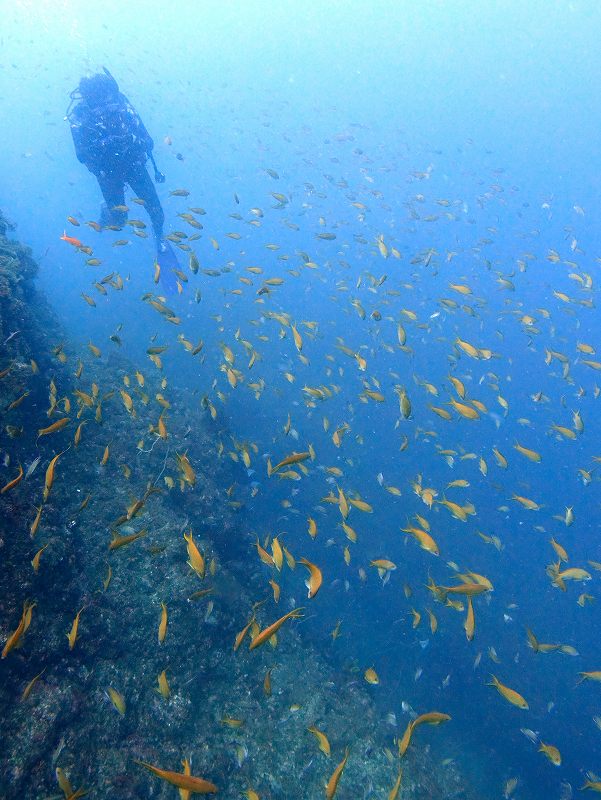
[{"xmin": 69, "ymin": 92, "xmax": 164, "ymax": 237}]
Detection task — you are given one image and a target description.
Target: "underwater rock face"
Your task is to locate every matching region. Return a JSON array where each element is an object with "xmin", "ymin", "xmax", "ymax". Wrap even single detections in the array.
[{"xmin": 0, "ymin": 212, "xmax": 59, "ymax": 416}]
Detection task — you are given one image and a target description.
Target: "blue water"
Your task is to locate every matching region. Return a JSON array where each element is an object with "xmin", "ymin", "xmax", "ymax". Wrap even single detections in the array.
[{"xmin": 2, "ymin": 1, "xmax": 601, "ymax": 797}]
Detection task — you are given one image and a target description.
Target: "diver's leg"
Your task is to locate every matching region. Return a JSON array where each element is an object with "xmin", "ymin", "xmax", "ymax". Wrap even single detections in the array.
[
  {"xmin": 96, "ymin": 170, "xmax": 127, "ymax": 228},
  {"xmin": 126, "ymin": 164, "xmax": 165, "ymax": 240},
  {"xmin": 127, "ymin": 163, "xmax": 177, "ymax": 291}
]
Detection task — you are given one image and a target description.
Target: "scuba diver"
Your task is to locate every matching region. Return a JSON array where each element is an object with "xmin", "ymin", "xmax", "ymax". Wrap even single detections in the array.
[{"xmin": 66, "ymin": 68, "xmax": 178, "ymax": 276}]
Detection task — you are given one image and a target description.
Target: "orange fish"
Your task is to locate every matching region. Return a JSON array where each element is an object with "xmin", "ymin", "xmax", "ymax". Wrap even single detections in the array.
[
  {"xmin": 326, "ymin": 747, "xmax": 350, "ymax": 799},
  {"xmin": 249, "ymin": 608, "xmax": 304, "ymax": 650},
  {"xmin": 1, "ymin": 464, "xmax": 23, "ymax": 494},
  {"xmin": 135, "ymin": 760, "xmax": 218, "ymax": 794},
  {"xmin": 60, "ymin": 231, "xmax": 83, "ymax": 248}
]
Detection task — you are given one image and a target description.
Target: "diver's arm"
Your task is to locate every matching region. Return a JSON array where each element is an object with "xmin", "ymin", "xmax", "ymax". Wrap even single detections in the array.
[
  {"xmin": 70, "ymin": 111, "xmax": 99, "ymax": 173},
  {"xmin": 70, "ymin": 119, "xmax": 88, "ymax": 165},
  {"xmin": 136, "ymin": 115, "xmax": 154, "ymax": 154}
]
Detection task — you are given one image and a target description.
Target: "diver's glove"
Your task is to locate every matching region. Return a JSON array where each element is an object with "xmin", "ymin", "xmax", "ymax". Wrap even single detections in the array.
[{"xmin": 149, "ymin": 152, "xmax": 165, "ymax": 183}]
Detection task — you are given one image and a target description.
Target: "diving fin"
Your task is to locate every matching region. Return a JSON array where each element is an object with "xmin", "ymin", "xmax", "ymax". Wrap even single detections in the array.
[{"xmin": 156, "ymin": 239, "xmax": 179, "ymax": 294}]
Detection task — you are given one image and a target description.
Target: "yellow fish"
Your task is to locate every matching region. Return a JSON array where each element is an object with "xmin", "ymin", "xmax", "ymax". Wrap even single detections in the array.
[
  {"xmin": 299, "ymin": 557, "xmax": 322, "ymax": 598},
  {"xmin": 249, "ymin": 608, "xmax": 304, "ymax": 650},
  {"xmin": 398, "ymin": 720, "xmax": 414, "ymax": 757},
  {"xmin": 487, "ymin": 675, "xmax": 528, "ymax": 709},
  {"xmin": 291, "ymin": 324, "xmax": 303, "ymax": 351},
  {"xmin": 255, "ymin": 537, "xmax": 275, "ymax": 567},
  {"xmin": 184, "ymin": 529, "xmax": 205, "ymax": 579},
  {"xmin": 325, "ymin": 747, "xmax": 350, "ymax": 799},
  {"xmin": 449, "ymin": 398, "xmax": 479, "ymax": 420},
  {"xmin": 308, "ymin": 725, "xmax": 331, "ymax": 756},
  {"xmin": 403, "ymin": 525, "xmax": 439, "ymax": 556},
  {"xmin": 158, "ymin": 603, "xmax": 168, "ymax": 643},
  {"xmin": 271, "ymin": 536, "xmax": 284, "ymax": 570},
  {"xmin": 511, "ymin": 495, "xmax": 540, "ymax": 511},
  {"xmin": 43, "ymin": 449, "xmax": 68, "ymax": 501},
  {"xmin": 370, "ymin": 559, "xmax": 397, "ymax": 579},
  {"xmin": 388, "ymin": 767, "xmax": 403, "ymax": 800},
  {"xmin": 67, "ymin": 607, "xmax": 84, "ymax": 650},
  {"xmin": 2, "ymin": 600, "xmax": 36, "ymax": 659},
  {"xmin": 37, "ymin": 417, "xmax": 70, "ymax": 439},
  {"xmin": 31, "ymin": 544, "xmax": 49, "ymax": 574},
  {"xmin": 21, "ymin": 667, "xmax": 46, "ymax": 701},
  {"xmin": 464, "ymin": 596, "xmax": 475, "ymax": 641},
  {"xmin": 413, "ymin": 711, "xmax": 451, "ymax": 727},
  {"xmin": 492, "ymin": 447, "xmax": 507, "ymax": 468},
  {"xmin": 135, "ymin": 761, "xmax": 218, "ymax": 794},
  {"xmin": 107, "ymin": 686, "xmax": 126, "ymax": 715},
  {"xmin": 577, "ymin": 671, "xmax": 601, "ymax": 684},
  {"xmin": 109, "ymin": 529, "xmax": 147, "ymax": 550},
  {"xmin": 234, "ymin": 615, "xmax": 256, "ymax": 651},
  {"xmin": 514, "ymin": 442, "xmax": 541, "ymax": 463},
  {"xmin": 364, "ymin": 667, "xmax": 379, "ymax": 684},
  {"xmin": 539, "ymin": 742, "xmax": 561, "ymax": 766}
]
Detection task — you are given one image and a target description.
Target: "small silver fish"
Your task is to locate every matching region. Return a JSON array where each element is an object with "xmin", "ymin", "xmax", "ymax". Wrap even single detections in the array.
[
  {"xmin": 235, "ymin": 745, "xmax": 248, "ymax": 767},
  {"xmin": 51, "ymin": 735, "xmax": 66, "ymax": 765},
  {"xmin": 25, "ymin": 455, "xmax": 41, "ymax": 480},
  {"xmin": 3, "ymin": 330, "xmax": 21, "ymax": 345},
  {"xmin": 559, "ymin": 782, "xmax": 573, "ymax": 800}
]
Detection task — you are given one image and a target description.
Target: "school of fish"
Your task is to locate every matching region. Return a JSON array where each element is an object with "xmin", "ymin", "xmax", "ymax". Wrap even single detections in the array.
[{"xmin": 2, "ymin": 113, "xmax": 601, "ymax": 800}]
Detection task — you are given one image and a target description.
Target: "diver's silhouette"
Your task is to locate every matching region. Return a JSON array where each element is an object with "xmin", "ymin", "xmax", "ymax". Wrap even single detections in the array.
[{"xmin": 67, "ymin": 68, "xmax": 177, "ymax": 273}]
